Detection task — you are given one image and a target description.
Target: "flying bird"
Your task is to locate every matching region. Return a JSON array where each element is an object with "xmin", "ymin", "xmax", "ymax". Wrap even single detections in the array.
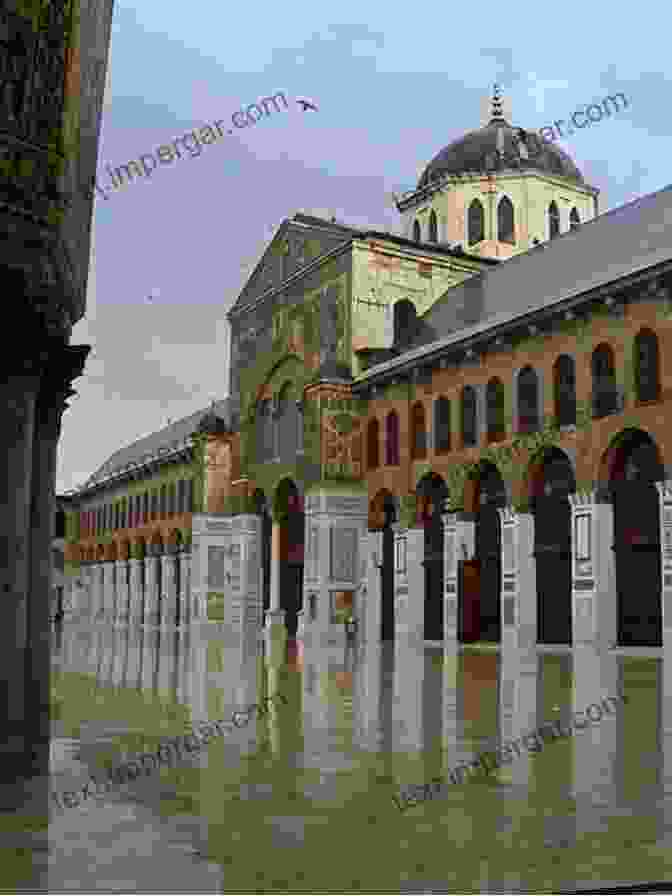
[{"xmin": 297, "ymin": 98, "xmax": 318, "ymax": 112}]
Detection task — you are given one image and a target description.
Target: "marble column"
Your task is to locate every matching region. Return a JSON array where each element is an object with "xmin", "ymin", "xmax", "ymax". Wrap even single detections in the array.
[
  {"xmin": 114, "ymin": 559, "xmax": 130, "ymax": 625},
  {"xmin": 656, "ymin": 481, "xmax": 672, "ymax": 805},
  {"xmin": 498, "ymin": 509, "xmax": 537, "ymax": 653},
  {"xmin": 299, "ymin": 489, "xmax": 368, "ymax": 650},
  {"xmin": 128, "ymin": 557, "xmax": 144, "ymax": 626},
  {"xmin": 362, "ymin": 530, "xmax": 383, "ymax": 645},
  {"xmin": 568, "ymin": 490, "xmax": 616, "ymax": 647},
  {"xmin": 656, "ymin": 481, "xmax": 672, "ymax": 650},
  {"xmin": 143, "ymin": 548, "xmax": 160, "ymax": 626},
  {"xmin": 160, "ymin": 549, "xmax": 179, "ymax": 627},
  {"xmin": 442, "ymin": 513, "xmax": 459, "ymax": 646},
  {"xmin": 103, "ymin": 560, "xmax": 116, "ymax": 623},
  {"xmin": 393, "ymin": 525, "xmax": 424, "ymax": 648},
  {"xmin": 178, "ymin": 548, "xmax": 191, "ymax": 625},
  {"xmin": 265, "ymin": 520, "xmax": 286, "ymax": 630}
]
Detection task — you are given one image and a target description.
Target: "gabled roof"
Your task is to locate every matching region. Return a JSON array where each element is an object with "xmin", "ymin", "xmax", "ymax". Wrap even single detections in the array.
[
  {"xmin": 82, "ymin": 398, "xmax": 232, "ymax": 490},
  {"xmin": 396, "ymin": 183, "xmax": 672, "ymax": 357}
]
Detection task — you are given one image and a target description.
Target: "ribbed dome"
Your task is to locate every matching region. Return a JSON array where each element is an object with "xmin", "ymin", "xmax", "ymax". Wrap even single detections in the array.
[{"xmin": 417, "ymin": 116, "xmax": 584, "ymax": 189}]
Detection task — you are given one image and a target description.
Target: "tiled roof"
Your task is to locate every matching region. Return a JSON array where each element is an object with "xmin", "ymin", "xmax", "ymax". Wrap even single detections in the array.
[
  {"xmin": 364, "ymin": 184, "xmax": 672, "ymax": 377},
  {"xmin": 83, "ymin": 398, "xmax": 231, "ymax": 487}
]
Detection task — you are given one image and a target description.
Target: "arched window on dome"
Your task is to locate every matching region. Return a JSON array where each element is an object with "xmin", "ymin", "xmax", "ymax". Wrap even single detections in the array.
[
  {"xmin": 467, "ymin": 199, "xmax": 484, "ymax": 246},
  {"xmin": 548, "ymin": 201, "xmax": 560, "ymax": 239},
  {"xmin": 569, "ymin": 207, "xmax": 580, "ymax": 230},
  {"xmin": 412, "ymin": 219, "xmax": 421, "ymax": 242},
  {"xmin": 497, "ymin": 196, "xmax": 515, "ymax": 244},
  {"xmin": 428, "ymin": 210, "xmax": 438, "ymax": 243}
]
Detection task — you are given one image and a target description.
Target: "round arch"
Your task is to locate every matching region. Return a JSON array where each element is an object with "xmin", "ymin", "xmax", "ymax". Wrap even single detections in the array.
[
  {"xmin": 601, "ymin": 428, "xmax": 664, "ymax": 646},
  {"xmin": 526, "ymin": 446, "xmax": 575, "ymax": 645}
]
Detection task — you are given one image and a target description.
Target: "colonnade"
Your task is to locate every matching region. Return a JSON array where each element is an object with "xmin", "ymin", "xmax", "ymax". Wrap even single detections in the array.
[
  {"xmin": 361, "ymin": 482, "xmax": 672, "ymax": 651},
  {"xmin": 71, "ymin": 546, "xmax": 194, "ymax": 627}
]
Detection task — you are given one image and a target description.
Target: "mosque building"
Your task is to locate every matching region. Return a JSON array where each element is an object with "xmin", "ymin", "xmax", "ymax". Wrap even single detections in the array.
[{"xmin": 61, "ymin": 88, "xmax": 672, "ymax": 652}]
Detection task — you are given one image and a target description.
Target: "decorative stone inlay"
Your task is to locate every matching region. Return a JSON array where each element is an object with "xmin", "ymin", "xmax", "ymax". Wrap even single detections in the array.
[{"xmin": 330, "ymin": 526, "xmax": 357, "ymax": 581}]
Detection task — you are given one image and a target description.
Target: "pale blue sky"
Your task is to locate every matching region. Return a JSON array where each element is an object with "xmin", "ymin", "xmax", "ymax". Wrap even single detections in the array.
[{"xmin": 57, "ymin": 0, "xmax": 668, "ymax": 491}]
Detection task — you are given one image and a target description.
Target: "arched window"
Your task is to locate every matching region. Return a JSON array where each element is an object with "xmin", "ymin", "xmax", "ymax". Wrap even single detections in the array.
[
  {"xmin": 412, "ymin": 219, "xmax": 421, "ymax": 242},
  {"xmin": 486, "ymin": 377, "xmax": 505, "ymax": 442},
  {"xmin": 151, "ymin": 490, "xmax": 159, "ymax": 519},
  {"xmin": 393, "ymin": 299, "xmax": 416, "ymax": 345},
  {"xmin": 367, "ymin": 419, "xmax": 380, "ymax": 469},
  {"xmin": 385, "ymin": 411, "xmax": 400, "ymax": 466},
  {"xmin": 634, "ymin": 328, "xmax": 660, "ymax": 403},
  {"xmin": 553, "ymin": 355, "xmax": 576, "ymax": 425},
  {"xmin": 185, "ymin": 479, "xmax": 194, "ymax": 513},
  {"xmin": 142, "ymin": 491, "xmax": 149, "ymax": 523},
  {"xmin": 428, "ymin": 210, "xmax": 438, "ymax": 242},
  {"xmin": 569, "ymin": 207, "xmax": 580, "ymax": 230},
  {"xmin": 548, "ymin": 201, "xmax": 560, "ymax": 239},
  {"xmin": 592, "ymin": 344, "xmax": 618, "ymax": 418},
  {"xmin": 434, "ymin": 397, "xmax": 451, "ymax": 454},
  {"xmin": 497, "ymin": 196, "xmax": 515, "ymax": 244},
  {"xmin": 159, "ymin": 484, "xmax": 167, "ymax": 518},
  {"xmin": 410, "ymin": 402, "xmax": 427, "ymax": 459},
  {"xmin": 468, "ymin": 199, "xmax": 485, "ymax": 246},
  {"xmin": 517, "ymin": 366, "xmax": 540, "ymax": 432},
  {"xmin": 461, "ymin": 386, "xmax": 478, "ymax": 447}
]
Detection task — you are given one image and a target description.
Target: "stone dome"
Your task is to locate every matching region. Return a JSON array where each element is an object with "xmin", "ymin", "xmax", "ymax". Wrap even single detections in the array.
[{"xmin": 417, "ymin": 115, "xmax": 584, "ymax": 189}]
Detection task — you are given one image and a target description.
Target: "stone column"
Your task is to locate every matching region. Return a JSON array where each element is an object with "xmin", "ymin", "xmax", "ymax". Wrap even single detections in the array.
[
  {"xmin": 160, "ymin": 549, "xmax": 179, "ymax": 627},
  {"xmin": 143, "ymin": 548, "xmax": 160, "ymax": 627},
  {"xmin": 568, "ymin": 490, "xmax": 616, "ymax": 647},
  {"xmin": 299, "ymin": 489, "xmax": 368, "ymax": 650},
  {"xmin": 499, "ymin": 648, "xmax": 539, "ymax": 802},
  {"xmin": 442, "ymin": 513, "xmax": 459, "ymax": 646},
  {"xmin": 128, "ymin": 557, "xmax": 144, "ymax": 626},
  {"xmin": 362, "ymin": 530, "xmax": 383, "ymax": 645},
  {"xmin": 498, "ymin": 508, "xmax": 537, "ymax": 653},
  {"xmin": 393, "ymin": 525, "xmax": 424, "ymax": 648},
  {"xmin": 191, "ymin": 514, "xmax": 234, "ymax": 624},
  {"xmin": 88, "ymin": 562, "xmax": 101, "ymax": 621},
  {"xmin": 103, "ymin": 560, "xmax": 116, "ymax": 623},
  {"xmin": 265, "ymin": 520, "xmax": 286, "ymax": 631},
  {"xmin": 178, "ymin": 548, "xmax": 191, "ymax": 625},
  {"xmin": 656, "ymin": 481, "xmax": 672, "ymax": 799},
  {"xmin": 656, "ymin": 481, "xmax": 672, "ymax": 649},
  {"xmin": 234, "ymin": 514, "xmax": 263, "ymax": 638},
  {"xmin": 115, "ymin": 559, "xmax": 130, "ymax": 625}
]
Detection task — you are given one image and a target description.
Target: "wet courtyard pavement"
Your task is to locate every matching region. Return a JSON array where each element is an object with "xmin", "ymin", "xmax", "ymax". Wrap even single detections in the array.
[{"xmin": 4, "ymin": 623, "xmax": 672, "ymax": 893}]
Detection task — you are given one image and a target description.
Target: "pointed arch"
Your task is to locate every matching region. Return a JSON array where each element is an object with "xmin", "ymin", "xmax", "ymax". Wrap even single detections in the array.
[{"xmin": 412, "ymin": 219, "xmax": 421, "ymax": 242}]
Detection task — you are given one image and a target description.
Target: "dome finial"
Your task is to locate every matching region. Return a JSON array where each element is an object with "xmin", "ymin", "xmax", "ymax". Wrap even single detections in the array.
[{"xmin": 491, "ymin": 83, "xmax": 504, "ymax": 120}]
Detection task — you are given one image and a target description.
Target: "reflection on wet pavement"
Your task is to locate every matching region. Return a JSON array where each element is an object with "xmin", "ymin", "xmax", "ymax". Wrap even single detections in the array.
[{"xmin": 11, "ymin": 625, "xmax": 672, "ymax": 892}]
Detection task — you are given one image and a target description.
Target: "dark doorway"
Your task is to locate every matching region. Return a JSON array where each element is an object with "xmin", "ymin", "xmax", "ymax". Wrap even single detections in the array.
[
  {"xmin": 277, "ymin": 481, "xmax": 304, "ymax": 637},
  {"xmin": 254, "ymin": 489, "xmax": 272, "ymax": 616},
  {"xmin": 531, "ymin": 449, "xmax": 575, "ymax": 644},
  {"xmin": 475, "ymin": 464, "xmax": 506, "ymax": 642},
  {"xmin": 609, "ymin": 431, "xmax": 663, "ymax": 647},
  {"xmin": 417, "ymin": 474, "xmax": 448, "ymax": 642}
]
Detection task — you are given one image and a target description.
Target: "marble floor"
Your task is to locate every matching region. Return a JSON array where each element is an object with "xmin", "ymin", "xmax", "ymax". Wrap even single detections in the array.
[{"xmin": 4, "ymin": 622, "xmax": 672, "ymax": 893}]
